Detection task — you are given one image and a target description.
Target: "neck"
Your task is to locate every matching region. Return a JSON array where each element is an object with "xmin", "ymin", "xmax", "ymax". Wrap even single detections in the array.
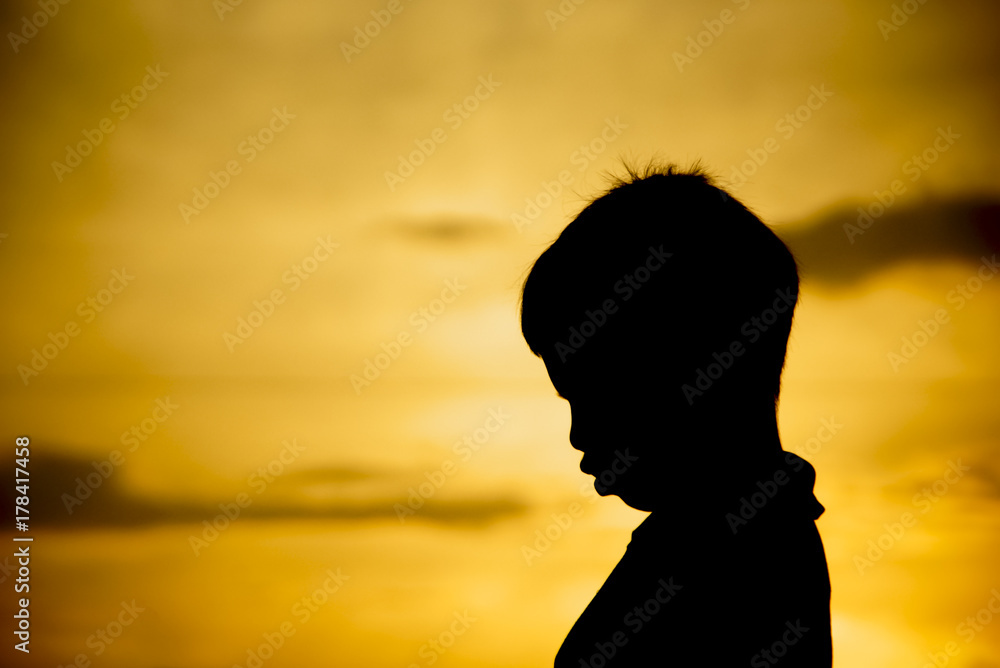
[{"xmin": 697, "ymin": 394, "xmax": 783, "ymax": 458}]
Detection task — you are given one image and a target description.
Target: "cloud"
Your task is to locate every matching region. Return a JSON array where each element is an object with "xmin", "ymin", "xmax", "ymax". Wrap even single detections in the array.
[
  {"xmin": 775, "ymin": 196, "xmax": 1000, "ymax": 285},
  {"xmin": 372, "ymin": 216, "xmax": 514, "ymax": 244},
  {"xmin": 10, "ymin": 452, "xmax": 529, "ymax": 528}
]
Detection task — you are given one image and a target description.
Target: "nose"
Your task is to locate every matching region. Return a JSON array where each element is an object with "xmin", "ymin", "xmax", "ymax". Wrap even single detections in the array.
[
  {"xmin": 568, "ymin": 404, "xmax": 587, "ymax": 452},
  {"xmin": 569, "ymin": 424, "xmax": 584, "ymax": 452},
  {"xmin": 568, "ymin": 402, "xmax": 611, "ymax": 455}
]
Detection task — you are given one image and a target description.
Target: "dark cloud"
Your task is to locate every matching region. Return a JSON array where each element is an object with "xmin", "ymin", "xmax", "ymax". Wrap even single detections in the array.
[
  {"xmin": 775, "ymin": 196, "xmax": 1000, "ymax": 285},
  {"xmin": 3, "ymin": 452, "xmax": 528, "ymax": 529},
  {"xmin": 374, "ymin": 216, "xmax": 512, "ymax": 244},
  {"xmin": 285, "ymin": 466, "xmax": 378, "ymax": 484}
]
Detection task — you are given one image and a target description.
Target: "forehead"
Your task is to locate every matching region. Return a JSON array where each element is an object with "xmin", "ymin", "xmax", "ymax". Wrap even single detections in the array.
[
  {"xmin": 539, "ymin": 336, "xmax": 692, "ymax": 404},
  {"xmin": 540, "ymin": 349, "xmax": 632, "ymax": 397}
]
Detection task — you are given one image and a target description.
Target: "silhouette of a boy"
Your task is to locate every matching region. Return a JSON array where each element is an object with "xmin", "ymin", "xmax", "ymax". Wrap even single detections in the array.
[{"xmin": 520, "ymin": 164, "xmax": 832, "ymax": 666}]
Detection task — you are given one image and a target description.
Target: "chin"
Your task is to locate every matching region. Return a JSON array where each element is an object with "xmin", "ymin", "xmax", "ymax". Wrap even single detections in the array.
[
  {"xmin": 621, "ymin": 498, "xmax": 658, "ymax": 512},
  {"xmin": 598, "ymin": 483, "xmax": 657, "ymax": 511},
  {"xmin": 593, "ymin": 481, "xmax": 613, "ymax": 496}
]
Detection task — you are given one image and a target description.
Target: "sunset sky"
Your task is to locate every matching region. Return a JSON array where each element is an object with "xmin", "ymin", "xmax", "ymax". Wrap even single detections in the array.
[{"xmin": 1, "ymin": 0, "xmax": 999, "ymax": 666}]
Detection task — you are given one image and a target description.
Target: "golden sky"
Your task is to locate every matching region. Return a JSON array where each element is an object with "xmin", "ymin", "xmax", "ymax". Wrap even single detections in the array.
[{"xmin": 1, "ymin": 0, "xmax": 999, "ymax": 666}]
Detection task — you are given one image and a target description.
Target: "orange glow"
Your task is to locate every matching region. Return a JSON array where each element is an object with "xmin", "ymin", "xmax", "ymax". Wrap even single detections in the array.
[{"xmin": 2, "ymin": 0, "xmax": 1000, "ymax": 666}]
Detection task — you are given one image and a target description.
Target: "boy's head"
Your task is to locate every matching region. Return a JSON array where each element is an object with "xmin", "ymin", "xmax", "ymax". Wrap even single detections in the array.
[{"xmin": 520, "ymin": 163, "xmax": 799, "ymax": 510}]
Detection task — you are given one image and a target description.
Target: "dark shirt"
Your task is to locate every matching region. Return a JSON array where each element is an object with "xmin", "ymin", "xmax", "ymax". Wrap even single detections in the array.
[{"xmin": 555, "ymin": 452, "xmax": 832, "ymax": 667}]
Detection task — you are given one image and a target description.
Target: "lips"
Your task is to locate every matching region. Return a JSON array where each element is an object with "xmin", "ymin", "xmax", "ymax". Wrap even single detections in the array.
[{"xmin": 579, "ymin": 453, "xmax": 607, "ymax": 478}]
